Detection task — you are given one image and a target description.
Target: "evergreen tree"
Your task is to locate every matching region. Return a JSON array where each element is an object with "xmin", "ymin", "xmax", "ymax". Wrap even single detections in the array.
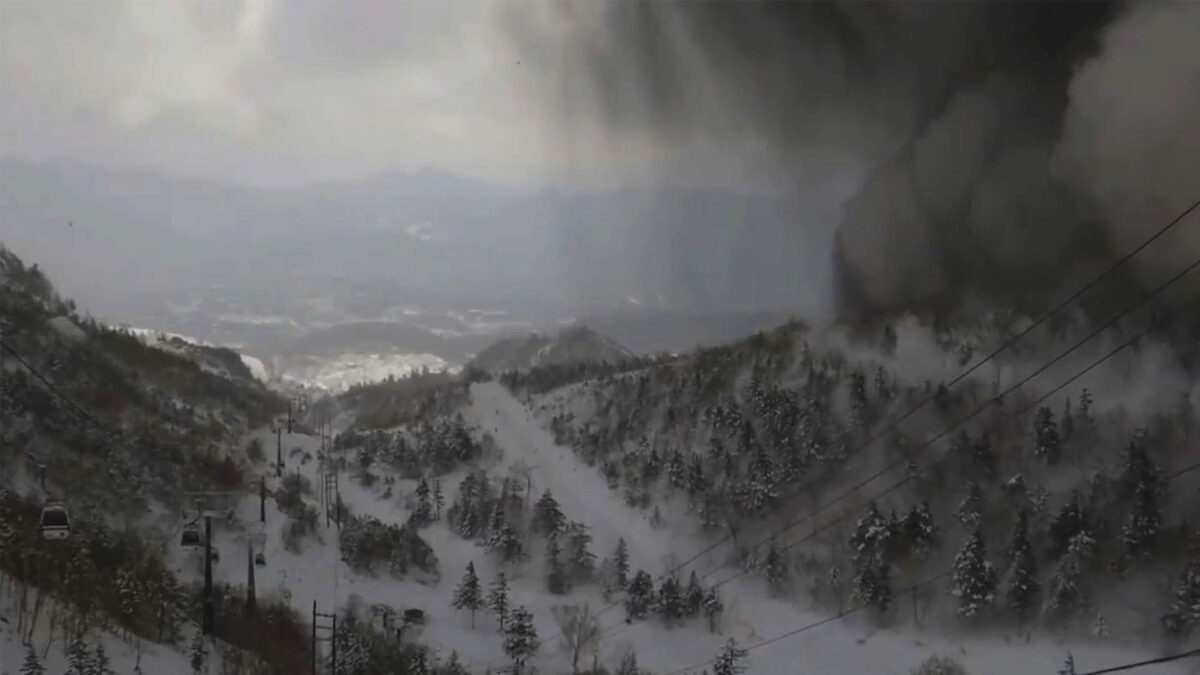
[
  {"xmin": 956, "ymin": 481, "xmax": 983, "ymax": 528},
  {"xmin": 413, "ymin": 478, "xmax": 433, "ymax": 525},
  {"xmin": 486, "ymin": 519, "xmax": 526, "ymax": 564},
  {"xmin": 1058, "ymin": 653, "xmax": 1076, "ymax": 675},
  {"xmin": 93, "ymin": 643, "xmax": 113, "ymax": 675},
  {"xmin": 667, "ymin": 449, "xmax": 687, "ymax": 490},
  {"xmin": 20, "ymin": 643, "xmax": 45, "ymax": 675},
  {"xmin": 684, "ymin": 570, "xmax": 705, "ymax": 618},
  {"xmin": 765, "ymin": 542, "xmax": 788, "ymax": 593},
  {"xmin": 189, "ymin": 632, "xmax": 207, "ymax": 675},
  {"xmin": 67, "ymin": 634, "xmax": 92, "ymax": 675},
  {"xmin": 1163, "ymin": 553, "xmax": 1200, "ymax": 638},
  {"xmin": 713, "ymin": 638, "xmax": 748, "ymax": 675},
  {"xmin": 613, "ymin": 538, "xmax": 630, "ymax": 590},
  {"xmin": 625, "ymin": 570, "xmax": 654, "ymax": 621},
  {"xmin": 452, "ymin": 561, "xmax": 483, "ymax": 628},
  {"xmin": 533, "ymin": 490, "xmax": 566, "ymax": 536},
  {"xmin": 1047, "ymin": 530, "xmax": 1094, "ymax": 622},
  {"xmin": 1034, "ymin": 406, "xmax": 1061, "ymax": 464},
  {"xmin": 489, "ymin": 572, "xmax": 511, "ymax": 632},
  {"xmin": 902, "ymin": 501, "xmax": 940, "ymax": 561},
  {"xmin": 703, "ymin": 587, "xmax": 724, "ymax": 632},
  {"xmin": 850, "ymin": 502, "xmax": 894, "ymax": 613},
  {"xmin": 503, "ymin": 606, "xmax": 540, "ymax": 674},
  {"xmin": 565, "ymin": 521, "xmax": 596, "ymax": 583},
  {"xmin": 433, "ymin": 477, "xmax": 445, "ymax": 520},
  {"xmin": 1049, "ymin": 492, "xmax": 1089, "ymax": 559},
  {"xmin": 547, "ymin": 535, "xmax": 569, "ymax": 595},
  {"xmin": 951, "ymin": 526, "xmax": 997, "ymax": 619},
  {"xmin": 1003, "ymin": 510, "xmax": 1040, "ymax": 618},
  {"xmin": 1122, "ymin": 458, "xmax": 1162, "ymax": 558},
  {"xmin": 657, "ymin": 576, "xmax": 683, "ymax": 623}
]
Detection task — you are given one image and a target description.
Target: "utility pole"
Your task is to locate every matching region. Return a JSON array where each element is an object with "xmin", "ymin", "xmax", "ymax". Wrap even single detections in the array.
[
  {"xmin": 311, "ymin": 601, "xmax": 317, "ymax": 675},
  {"xmin": 288, "ymin": 399, "xmax": 293, "ymax": 434},
  {"xmin": 277, "ymin": 427, "xmax": 283, "ymax": 478},
  {"xmin": 260, "ymin": 476, "xmax": 266, "ymax": 522},
  {"xmin": 245, "ymin": 539, "xmax": 256, "ymax": 615},
  {"xmin": 203, "ymin": 515, "xmax": 214, "ymax": 635}
]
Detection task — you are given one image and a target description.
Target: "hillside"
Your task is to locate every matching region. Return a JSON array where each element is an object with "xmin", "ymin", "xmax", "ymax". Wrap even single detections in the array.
[
  {"xmin": 3, "ymin": 242, "xmax": 1198, "ymax": 674},
  {"xmin": 466, "ymin": 325, "xmax": 634, "ymax": 374}
]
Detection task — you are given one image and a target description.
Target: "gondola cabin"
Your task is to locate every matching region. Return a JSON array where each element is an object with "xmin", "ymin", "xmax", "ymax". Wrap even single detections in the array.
[
  {"xmin": 255, "ymin": 552, "xmax": 266, "ymax": 566},
  {"xmin": 40, "ymin": 500, "xmax": 70, "ymax": 540},
  {"xmin": 181, "ymin": 524, "xmax": 202, "ymax": 550}
]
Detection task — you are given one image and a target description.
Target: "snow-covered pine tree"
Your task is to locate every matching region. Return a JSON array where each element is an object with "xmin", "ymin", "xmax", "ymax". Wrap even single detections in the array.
[
  {"xmin": 489, "ymin": 572, "xmax": 510, "ymax": 632},
  {"xmin": 684, "ymin": 570, "xmax": 705, "ymax": 618},
  {"xmin": 1058, "ymin": 653, "xmax": 1076, "ymax": 675},
  {"xmin": 20, "ymin": 643, "xmax": 44, "ymax": 675},
  {"xmin": 625, "ymin": 570, "xmax": 654, "ymax": 621},
  {"xmin": 951, "ymin": 526, "xmax": 997, "ymax": 620},
  {"xmin": 1049, "ymin": 491, "xmax": 1089, "ymax": 560},
  {"xmin": 1122, "ymin": 476, "xmax": 1162, "ymax": 557},
  {"xmin": 1033, "ymin": 406, "xmax": 1061, "ymax": 464},
  {"xmin": 67, "ymin": 634, "xmax": 92, "ymax": 675},
  {"xmin": 486, "ymin": 520, "xmax": 525, "ymax": 564},
  {"xmin": 712, "ymin": 638, "xmax": 748, "ymax": 675},
  {"xmin": 613, "ymin": 537, "xmax": 630, "ymax": 590},
  {"xmin": 956, "ymin": 481, "xmax": 983, "ymax": 528},
  {"xmin": 93, "ymin": 643, "xmax": 113, "ymax": 675},
  {"xmin": 546, "ymin": 535, "xmax": 569, "ymax": 595},
  {"xmin": 1003, "ymin": 510, "xmax": 1039, "ymax": 619},
  {"xmin": 533, "ymin": 489, "xmax": 565, "ymax": 536},
  {"xmin": 189, "ymin": 632, "xmax": 207, "ymax": 675},
  {"xmin": 765, "ymin": 542, "xmax": 788, "ymax": 593},
  {"xmin": 433, "ymin": 477, "xmax": 444, "ymax": 520},
  {"xmin": 902, "ymin": 501, "xmax": 940, "ymax": 561},
  {"xmin": 667, "ymin": 449, "xmax": 686, "ymax": 490},
  {"xmin": 1162, "ymin": 552, "xmax": 1200, "ymax": 638},
  {"xmin": 657, "ymin": 576, "xmax": 683, "ymax": 623},
  {"xmin": 413, "ymin": 478, "xmax": 433, "ymax": 525},
  {"xmin": 1061, "ymin": 398, "xmax": 1075, "ymax": 446},
  {"xmin": 452, "ymin": 561, "xmax": 483, "ymax": 628},
  {"xmin": 565, "ymin": 521, "xmax": 596, "ymax": 583},
  {"xmin": 1046, "ymin": 530, "xmax": 1094, "ymax": 623},
  {"xmin": 503, "ymin": 606, "xmax": 540, "ymax": 674}
]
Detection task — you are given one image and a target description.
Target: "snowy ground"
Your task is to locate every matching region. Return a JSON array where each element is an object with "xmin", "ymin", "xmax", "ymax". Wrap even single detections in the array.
[
  {"xmin": 0, "ymin": 593, "xmax": 195, "ymax": 674},
  {"xmin": 26, "ymin": 381, "xmax": 1186, "ymax": 674}
]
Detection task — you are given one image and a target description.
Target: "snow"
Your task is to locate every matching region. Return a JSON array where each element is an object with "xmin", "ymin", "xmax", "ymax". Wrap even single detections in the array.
[
  {"xmin": 21, "ymin": 385, "xmax": 1183, "ymax": 674},
  {"xmin": 1, "ymin": 592, "xmax": 196, "ymax": 674},
  {"xmin": 239, "ymin": 354, "xmax": 270, "ymax": 383},
  {"xmin": 278, "ymin": 352, "xmax": 456, "ymax": 392},
  {"xmin": 46, "ymin": 315, "xmax": 86, "ymax": 343}
]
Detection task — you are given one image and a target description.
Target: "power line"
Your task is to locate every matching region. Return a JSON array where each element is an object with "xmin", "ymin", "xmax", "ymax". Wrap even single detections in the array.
[
  {"xmin": 664, "ymin": 436, "xmax": 1200, "ymax": 675},
  {"xmin": 490, "ymin": 202, "xmax": 1200, "ymax": 667},
  {"xmin": 657, "ymin": 197, "xmax": 1200, "ymax": 581},
  {"xmin": 1078, "ymin": 649, "xmax": 1200, "ymax": 675},
  {"xmin": 598, "ymin": 290, "xmax": 1197, "ymax": 656},
  {"xmin": 696, "ymin": 258, "xmax": 1198, "ymax": 585}
]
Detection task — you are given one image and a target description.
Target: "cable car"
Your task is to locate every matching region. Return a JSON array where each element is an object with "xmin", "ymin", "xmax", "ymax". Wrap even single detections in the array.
[
  {"xmin": 210, "ymin": 547, "xmax": 220, "ymax": 564},
  {"xmin": 255, "ymin": 552, "xmax": 266, "ymax": 567},
  {"xmin": 40, "ymin": 500, "xmax": 70, "ymax": 540},
  {"xmin": 181, "ymin": 524, "xmax": 202, "ymax": 550}
]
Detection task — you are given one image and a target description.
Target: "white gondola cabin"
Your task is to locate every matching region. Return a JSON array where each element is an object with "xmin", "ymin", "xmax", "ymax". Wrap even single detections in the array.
[{"xmin": 40, "ymin": 500, "xmax": 70, "ymax": 540}]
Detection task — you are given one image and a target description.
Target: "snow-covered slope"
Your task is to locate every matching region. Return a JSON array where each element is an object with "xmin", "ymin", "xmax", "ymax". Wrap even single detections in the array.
[{"xmin": 191, "ymin": 385, "xmax": 1188, "ymax": 675}]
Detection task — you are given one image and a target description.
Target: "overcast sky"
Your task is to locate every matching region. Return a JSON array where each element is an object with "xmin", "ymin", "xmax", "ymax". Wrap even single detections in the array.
[{"xmin": 1, "ymin": 0, "xmax": 743, "ymax": 190}]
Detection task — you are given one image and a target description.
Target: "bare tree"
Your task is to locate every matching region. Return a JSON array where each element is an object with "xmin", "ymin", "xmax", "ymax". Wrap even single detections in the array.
[{"xmin": 552, "ymin": 603, "xmax": 601, "ymax": 674}]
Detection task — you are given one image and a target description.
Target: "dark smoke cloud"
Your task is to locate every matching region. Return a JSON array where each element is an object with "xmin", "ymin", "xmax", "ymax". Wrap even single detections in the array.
[{"xmin": 506, "ymin": 1, "xmax": 1200, "ymax": 318}]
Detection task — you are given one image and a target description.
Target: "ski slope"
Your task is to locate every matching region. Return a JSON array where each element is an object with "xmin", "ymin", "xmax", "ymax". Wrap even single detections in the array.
[{"xmin": 146, "ymin": 383, "xmax": 1190, "ymax": 674}]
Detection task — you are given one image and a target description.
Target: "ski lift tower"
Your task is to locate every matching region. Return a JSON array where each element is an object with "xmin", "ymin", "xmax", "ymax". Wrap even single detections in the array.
[{"xmin": 183, "ymin": 491, "xmax": 239, "ymax": 635}]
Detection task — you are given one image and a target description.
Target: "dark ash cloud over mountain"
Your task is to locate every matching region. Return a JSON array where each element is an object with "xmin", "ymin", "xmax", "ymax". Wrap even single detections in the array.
[{"xmin": 507, "ymin": 1, "xmax": 1200, "ymax": 317}]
